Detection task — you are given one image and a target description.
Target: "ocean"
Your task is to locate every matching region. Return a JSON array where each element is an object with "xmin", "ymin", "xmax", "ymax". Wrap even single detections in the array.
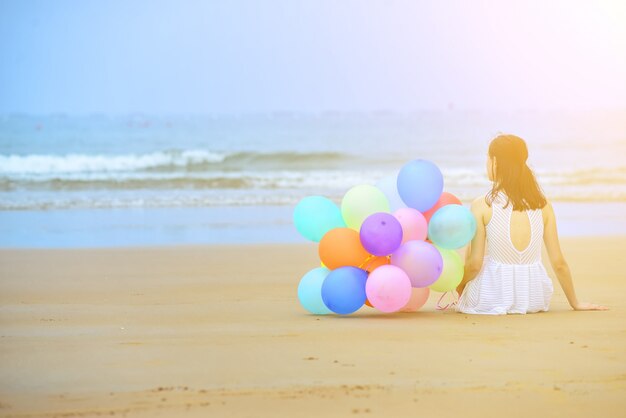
[{"xmin": 1, "ymin": 111, "xmax": 625, "ymax": 247}]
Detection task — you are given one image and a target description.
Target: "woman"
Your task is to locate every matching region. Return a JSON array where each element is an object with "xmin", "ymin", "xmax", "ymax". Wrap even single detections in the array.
[{"xmin": 455, "ymin": 134, "xmax": 608, "ymax": 314}]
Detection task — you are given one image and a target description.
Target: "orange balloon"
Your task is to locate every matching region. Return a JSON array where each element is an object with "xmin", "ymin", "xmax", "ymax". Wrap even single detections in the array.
[
  {"xmin": 362, "ymin": 255, "xmax": 390, "ymax": 273},
  {"xmin": 318, "ymin": 228, "xmax": 370, "ymax": 270},
  {"xmin": 364, "ymin": 257, "xmax": 390, "ymax": 307},
  {"xmin": 422, "ymin": 192, "xmax": 462, "ymax": 222}
]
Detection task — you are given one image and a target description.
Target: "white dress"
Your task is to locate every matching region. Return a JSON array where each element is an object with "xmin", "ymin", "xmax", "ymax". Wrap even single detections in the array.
[{"xmin": 455, "ymin": 191, "xmax": 554, "ymax": 315}]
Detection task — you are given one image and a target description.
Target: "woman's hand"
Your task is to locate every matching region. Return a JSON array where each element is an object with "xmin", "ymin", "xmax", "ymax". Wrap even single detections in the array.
[
  {"xmin": 573, "ymin": 302, "xmax": 609, "ymax": 311},
  {"xmin": 456, "ymin": 284, "xmax": 466, "ymax": 298}
]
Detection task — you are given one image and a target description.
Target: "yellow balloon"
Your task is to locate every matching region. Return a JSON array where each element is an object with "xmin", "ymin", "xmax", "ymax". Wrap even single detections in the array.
[
  {"xmin": 341, "ymin": 185, "xmax": 390, "ymax": 230},
  {"xmin": 429, "ymin": 246, "xmax": 464, "ymax": 292}
]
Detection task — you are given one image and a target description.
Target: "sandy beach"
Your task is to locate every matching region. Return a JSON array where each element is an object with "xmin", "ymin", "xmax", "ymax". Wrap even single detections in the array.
[
  {"xmin": 3, "ymin": 0, "xmax": 626, "ymax": 417},
  {"xmin": 0, "ymin": 236, "xmax": 624, "ymax": 417}
]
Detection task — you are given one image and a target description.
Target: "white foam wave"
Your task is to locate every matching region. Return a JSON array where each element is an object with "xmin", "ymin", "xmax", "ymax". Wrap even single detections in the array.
[
  {"xmin": 2, "ymin": 166, "xmax": 625, "ymax": 195},
  {"xmin": 0, "ymin": 150, "xmax": 227, "ymax": 174}
]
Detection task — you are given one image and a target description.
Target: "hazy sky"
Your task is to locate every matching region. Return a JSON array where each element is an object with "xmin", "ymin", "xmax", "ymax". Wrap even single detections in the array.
[{"xmin": 1, "ymin": 0, "xmax": 625, "ymax": 113}]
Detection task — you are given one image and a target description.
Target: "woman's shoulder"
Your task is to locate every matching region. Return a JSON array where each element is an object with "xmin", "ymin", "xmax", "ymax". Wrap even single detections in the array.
[
  {"xmin": 540, "ymin": 197, "xmax": 555, "ymax": 221},
  {"xmin": 478, "ymin": 189, "xmax": 504, "ymax": 208},
  {"xmin": 540, "ymin": 197, "xmax": 553, "ymax": 209},
  {"xmin": 470, "ymin": 194, "xmax": 493, "ymax": 225},
  {"xmin": 471, "ymin": 194, "xmax": 490, "ymax": 209}
]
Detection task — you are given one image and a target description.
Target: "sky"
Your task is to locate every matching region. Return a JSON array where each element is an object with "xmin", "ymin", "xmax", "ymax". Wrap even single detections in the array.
[{"xmin": 1, "ymin": 0, "xmax": 625, "ymax": 114}]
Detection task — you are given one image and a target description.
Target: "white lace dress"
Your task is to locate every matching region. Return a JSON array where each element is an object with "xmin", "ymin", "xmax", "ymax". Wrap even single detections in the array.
[{"xmin": 455, "ymin": 191, "xmax": 554, "ymax": 315}]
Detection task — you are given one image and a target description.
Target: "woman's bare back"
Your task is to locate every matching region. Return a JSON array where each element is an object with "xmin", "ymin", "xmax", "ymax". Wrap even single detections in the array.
[{"xmin": 482, "ymin": 199, "xmax": 533, "ymax": 253}]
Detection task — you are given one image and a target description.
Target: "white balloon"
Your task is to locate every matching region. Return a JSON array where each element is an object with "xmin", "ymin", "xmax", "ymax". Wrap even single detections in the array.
[{"xmin": 376, "ymin": 174, "xmax": 407, "ymax": 212}]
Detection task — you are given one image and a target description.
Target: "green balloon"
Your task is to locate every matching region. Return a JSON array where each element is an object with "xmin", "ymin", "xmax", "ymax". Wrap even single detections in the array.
[
  {"xmin": 428, "ymin": 246, "xmax": 464, "ymax": 292},
  {"xmin": 341, "ymin": 185, "xmax": 390, "ymax": 230},
  {"xmin": 293, "ymin": 196, "xmax": 346, "ymax": 242}
]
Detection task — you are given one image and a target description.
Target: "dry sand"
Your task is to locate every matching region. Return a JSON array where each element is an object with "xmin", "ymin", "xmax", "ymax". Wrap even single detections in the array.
[{"xmin": 0, "ymin": 237, "xmax": 624, "ymax": 417}]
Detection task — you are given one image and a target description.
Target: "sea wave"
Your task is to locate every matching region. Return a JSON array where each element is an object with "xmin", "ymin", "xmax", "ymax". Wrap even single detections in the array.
[
  {"xmin": 0, "ymin": 150, "xmax": 352, "ymax": 174},
  {"xmin": 1, "ymin": 165, "xmax": 625, "ymax": 191},
  {"xmin": 0, "ymin": 170, "xmax": 389, "ymax": 191},
  {"xmin": 2, "ymin": 150, "xmax": 625, "ymax": 187},
  {"xmin": 0, "ymin": 191, "xmax": 302, "ymax": 210},
  {"xmin": 1, "ymin": 150, "xmax": 625, "ymax": 209}
]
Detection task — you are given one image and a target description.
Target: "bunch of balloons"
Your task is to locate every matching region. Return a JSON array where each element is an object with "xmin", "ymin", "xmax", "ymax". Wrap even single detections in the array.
[{"xmin": 294, "ymin": 159, "xmax": 477, "ymax": 315}]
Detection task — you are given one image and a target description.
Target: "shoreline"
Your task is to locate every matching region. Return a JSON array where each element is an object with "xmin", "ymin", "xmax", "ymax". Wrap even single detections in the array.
[{"xmin": 1, "ymin": 201, "xmax": 626, "ymax": 249}]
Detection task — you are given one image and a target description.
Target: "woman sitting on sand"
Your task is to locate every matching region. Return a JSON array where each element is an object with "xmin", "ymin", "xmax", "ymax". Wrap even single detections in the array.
[{"xmin": 455, "ymin": 134, "xmax": 608, "ymax": 314}]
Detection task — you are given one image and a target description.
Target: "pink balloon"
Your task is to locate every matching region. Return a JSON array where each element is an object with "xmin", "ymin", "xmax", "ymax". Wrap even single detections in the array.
[
  {"xmin": 393, "ymin": 208, "xmax": 428, "ymax": 243},
  {"xmin": 400, "ymin": 287, "xmax": 430, "ymax": 312},
  {"xmin": 365, "ymin": 265, "xmax": 412, "ymax": 313},
  {"xmin": 391, "ymin": 240, "xmax": 443, "ymax": 287}
]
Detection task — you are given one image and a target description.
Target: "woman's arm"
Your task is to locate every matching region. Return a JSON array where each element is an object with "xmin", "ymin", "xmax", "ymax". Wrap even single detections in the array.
[
  {"xmin": 543, "ymin": 201, "xmax": 608, "ymax": 311},
  {"xmin": 456, "ymin": 198, "xmax": 487, "ymax": 296}
]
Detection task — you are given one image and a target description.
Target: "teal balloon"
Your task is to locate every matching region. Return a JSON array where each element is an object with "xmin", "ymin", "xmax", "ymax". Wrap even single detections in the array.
[
  {"xmin": 293, "ymin": 196, "xmax": 346, "ymax": 242},
  {"xmin": 428, "ymin": 204, "xmax": 477, "ymax": 249},
  {"xmin": 297, "ymin": 267, "xmax": 333, "ymax": 315}
]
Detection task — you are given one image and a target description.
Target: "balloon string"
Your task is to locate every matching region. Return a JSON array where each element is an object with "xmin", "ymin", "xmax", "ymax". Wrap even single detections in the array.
[
  {"xmin": 358, "ymin": 255, "xmax": 391, "ymax": 270},
  {"xmin": 358, "ymin": 255, "xmax": 375, "ymax": 269},
  {"xmin": 436, "ymin": 291, "xmax": 459, "ymax": 311}
]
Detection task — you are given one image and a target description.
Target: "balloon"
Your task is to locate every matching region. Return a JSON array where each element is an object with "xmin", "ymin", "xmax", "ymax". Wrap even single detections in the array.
[
  {"xmin": 428, "ymin": 246, "xmax": 464, "ymax": 292},
  {"xmin": 376, "ymin": 175, "xmax": 406, "ymax": 211},
  {"xmin": 361, "ymin": 255, "xmax": 390, "ymax": 273},
  {"xmin": 359, "ymin": 212, "xmax": 403, "ymax": 256},
  {"xmin": 397, "ymin": 160, "xmax": 444, "ymax": 212},
  {"xmin": 357, "ymin": 257, "xmax": 386, "ymax": 308},
  {"xmin": 341, "ymin": 185, "xmax": 390, "ymax": 230},
  {"xmin": 319, "ymin": 228, "xmax": 370, "ymax": 270},
  {"xmin": 365, "ymin": 265, "xmax": 412, "ymax": 313},
  {"xmin": 400, "ymin": 287, "xmax": 431, "ymax": 312},
  {"xmin": 428, "ymin": 204, "xmax": 477, "ymax": 249},
  {"xmin": 422, "ymin": 192, "xmax": 462, "ymax": 222},
  {"xmin": 297, "ymin": 267, "xmax": 333, "ymax": 314},
  {"xmin": 293, "ymin": 196, "xmax": 346, "ymax": 242},
  {"xmin": 321, "ymin": 266, "xmax": 368, "ymax": 314},
  {"xmin": 391, "ymin": 240, "xmax": 443, "ymax": 287},
  {"xmin": 393, "ymin": 208, "xmax": 428, "ymax": 243}
]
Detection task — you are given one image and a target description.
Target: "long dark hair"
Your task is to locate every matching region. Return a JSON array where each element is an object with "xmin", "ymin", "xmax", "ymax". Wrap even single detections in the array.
[{"xmin": 486, "ymin": 134, "xmax": 547, "ymax": 211}]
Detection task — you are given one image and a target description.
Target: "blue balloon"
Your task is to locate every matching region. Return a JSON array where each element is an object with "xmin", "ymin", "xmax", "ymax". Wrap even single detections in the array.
[
  {"xmin": 321, "ymin": 266, "xmax": 367, "ymax": 315},
  {"xmin": 298, "ymin": 267, "xmax": 333, "ymax": 315},
  {"xmin": 293, "ymin": 196, "xmax": 346, "ymax": 242},
  {"xmin": 428, "ymin": 204, "xmax": 477, "ymax": 249},
  {"xmin": 397, "ymin": 160, "xmax": 444, "ymax": 212}
]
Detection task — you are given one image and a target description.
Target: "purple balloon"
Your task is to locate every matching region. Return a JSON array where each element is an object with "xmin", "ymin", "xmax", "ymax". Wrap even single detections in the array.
[
  {"xmin": 391, "ymin": 240, "xmax": 443, "ymax": 287},
  {"xmin": 359, "ymin": 212, "xmax": 403, "ymax": 256}
]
